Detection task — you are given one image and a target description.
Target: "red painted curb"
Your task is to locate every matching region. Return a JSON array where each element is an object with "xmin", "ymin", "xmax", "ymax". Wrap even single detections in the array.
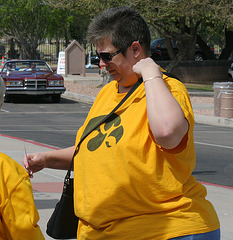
[
  {"xmin": 0, "ymin": 134, "xmax": 60, "ymax": 150},
  {"xmin": 198, "ymin": 181, "xmax": 233, "ymax": 190}
]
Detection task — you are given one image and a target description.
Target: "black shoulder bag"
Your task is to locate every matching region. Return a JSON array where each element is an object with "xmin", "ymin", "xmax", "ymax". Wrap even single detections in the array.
[{"xmin": 46, "ymin": 78, "xmax": 143, "ymax": 239}]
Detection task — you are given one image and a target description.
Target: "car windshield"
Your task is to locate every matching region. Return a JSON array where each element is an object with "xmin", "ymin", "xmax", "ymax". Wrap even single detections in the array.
[{"xmin": 1, "ymin": 61, "xmax": 51, "ymax": 72}]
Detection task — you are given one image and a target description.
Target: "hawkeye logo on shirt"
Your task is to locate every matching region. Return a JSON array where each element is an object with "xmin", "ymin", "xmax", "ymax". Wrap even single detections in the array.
[{"xmin": 81, "ymin": 113, "xmax": 124, "ymax": 151}]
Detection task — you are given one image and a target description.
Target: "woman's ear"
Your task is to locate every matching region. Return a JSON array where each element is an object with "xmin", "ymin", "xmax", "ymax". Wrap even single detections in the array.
[{"xmin": 130, "ymin": 41, "xmax": 141, "ymax": 58}]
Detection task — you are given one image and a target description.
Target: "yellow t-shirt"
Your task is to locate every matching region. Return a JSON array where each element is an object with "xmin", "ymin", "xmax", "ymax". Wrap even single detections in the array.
[
  {"xmin": 0, "ymin": 153, "xmax": 44, "ymax": 240},
  {"xmin": 74, "ymin": 74, "xmax": 220, "ymax": 240}
]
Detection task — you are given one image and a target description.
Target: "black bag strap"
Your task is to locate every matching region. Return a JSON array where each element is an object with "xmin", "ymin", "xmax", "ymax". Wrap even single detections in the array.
[{"xmin": 65, "ymin": 78, "xmax": 143, "ymax": 181}]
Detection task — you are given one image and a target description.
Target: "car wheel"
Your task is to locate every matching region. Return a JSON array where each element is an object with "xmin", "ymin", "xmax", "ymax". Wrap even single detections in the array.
[
  {"xmin": 194, "ymin": 54, "xmax": 204, "ymax": 61},
  {"xmin": 4, "ymin": 93, "xmax": 11, "ymax": 102},
  {"xmin": 51, "ymin": 94, "xmax": 61, "ymax": 103}
]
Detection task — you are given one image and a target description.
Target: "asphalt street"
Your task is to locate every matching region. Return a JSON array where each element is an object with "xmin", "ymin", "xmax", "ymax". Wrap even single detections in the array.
[
  {"xmin": 194, "ymin": 124, "xmax": 233, "ymax": 187},
  {"xmin": 0, "ymin": 96, "xmax": 90, "ymax": 148}
]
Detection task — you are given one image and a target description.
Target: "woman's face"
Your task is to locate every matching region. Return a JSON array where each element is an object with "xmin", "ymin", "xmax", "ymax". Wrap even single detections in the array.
[{"xmin": 96, "ymin": 38, "xmax": 138, "ymax": 89}]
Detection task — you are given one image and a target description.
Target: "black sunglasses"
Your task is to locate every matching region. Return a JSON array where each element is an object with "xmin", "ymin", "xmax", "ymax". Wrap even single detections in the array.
[{"xmin": 96, "ymin": 48, "xmax": 126, "ymax": 63}]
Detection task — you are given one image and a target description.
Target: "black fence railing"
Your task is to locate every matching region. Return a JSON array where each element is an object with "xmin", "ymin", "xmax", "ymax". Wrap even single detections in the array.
[{"xmin": 0, "ymin": 38, "xmax": 93, "ymax": 66}]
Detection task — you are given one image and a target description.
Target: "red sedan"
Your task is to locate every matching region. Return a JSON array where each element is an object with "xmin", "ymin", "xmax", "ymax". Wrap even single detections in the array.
[{"xmin": 1, "ymin": 60, "xmax": 66, "ymax": 103}]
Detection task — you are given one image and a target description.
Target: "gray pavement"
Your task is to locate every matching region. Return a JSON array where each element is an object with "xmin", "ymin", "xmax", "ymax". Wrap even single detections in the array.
[{"xmin": 1, "ymin": 73, "xmax": 233, "ymax": 239}]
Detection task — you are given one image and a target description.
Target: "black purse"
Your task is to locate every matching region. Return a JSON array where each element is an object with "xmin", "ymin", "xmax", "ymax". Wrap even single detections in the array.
[
  {"xmin": 46, "ymin": 177, "xmax": 78, "ymax": 239},
  {"xmin": 46, "ymin": 78, "xmax": 143, "ymax": 239}
]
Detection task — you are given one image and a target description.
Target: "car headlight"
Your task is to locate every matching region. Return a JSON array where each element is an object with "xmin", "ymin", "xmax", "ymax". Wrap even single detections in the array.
[
  {"xmin": 6, "ymin": 80, "xmax": 23, "ymax": 86},
  {"xmin": 48, "ymin": 80, "xmax": 64, "ymax": 86}
]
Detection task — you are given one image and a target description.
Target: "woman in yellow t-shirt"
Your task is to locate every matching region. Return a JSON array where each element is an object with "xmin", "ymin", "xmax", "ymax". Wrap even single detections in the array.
[{"xmin": 22, "ymin": 6, "xmax": 220, "ymax": 240}]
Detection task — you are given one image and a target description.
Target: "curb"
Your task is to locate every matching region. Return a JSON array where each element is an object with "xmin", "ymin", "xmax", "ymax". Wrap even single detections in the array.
[
  {"xmin": 189, "ymin": 91, "xmax": 214, "ymax": 97},
  {"xmin": 63, "ymin": 92, "xmax": 96, "ymax": 104},
  {"xmin": 194, "ymin": 114, "xmax": 233, "ymax": 128}
]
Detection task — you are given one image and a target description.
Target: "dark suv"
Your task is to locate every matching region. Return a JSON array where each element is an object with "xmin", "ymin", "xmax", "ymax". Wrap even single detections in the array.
[{"xmin": 150, "ymin": 38, "xmax": 210, "ymax": 61}]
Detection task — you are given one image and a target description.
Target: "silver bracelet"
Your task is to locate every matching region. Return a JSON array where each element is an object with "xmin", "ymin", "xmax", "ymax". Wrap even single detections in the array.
[{"xmin": 143, "ymin": 76, "xmax": 163, "ymax": 83}]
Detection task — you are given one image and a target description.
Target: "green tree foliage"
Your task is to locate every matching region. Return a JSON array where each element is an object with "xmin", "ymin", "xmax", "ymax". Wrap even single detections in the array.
[
  {"xmin": 44, "ymin": 0, "xmax": 128, "ymax": 15},
  {"xmin": 132, "ymin": 0, "xmax": 233, "ymax": 64},
  {"xmin": 0, "ymin": 0, "xmax": 51, "ymax": 59},
  {"xmin": 1, "ymin": 0, "xmax": 232, "ymax": 62},
  {"xmin": 0, "ymin": 0, "xmax": 90, "ymax": 59},
  {"xmin": 49, "ymin": 0, "xmax": 232, "ymax": 64},
  {"xmin": 43, "ymin": 0, "xmax": 129, "ymax": 54}
]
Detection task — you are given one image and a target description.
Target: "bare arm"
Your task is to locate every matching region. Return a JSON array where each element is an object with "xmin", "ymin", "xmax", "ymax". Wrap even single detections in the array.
[
  {"xmin": 22, "ymin": 146, "xmax": 75, "ymax": 178},
  {"xmin": 133, "ymin": 58, "xmax": 189, "ymax": 149}
]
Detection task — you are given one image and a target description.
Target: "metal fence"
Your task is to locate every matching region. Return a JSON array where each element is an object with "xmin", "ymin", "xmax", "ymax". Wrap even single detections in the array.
[
  {"xmin": 0, "ymin": 38, "xmax": 93, "ymax": 66},
  {"xmin": 37, "ymin": 39, "xmax": 67, "ymax": 65}
]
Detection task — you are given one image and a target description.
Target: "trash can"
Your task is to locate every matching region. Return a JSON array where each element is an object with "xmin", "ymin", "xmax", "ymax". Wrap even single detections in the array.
[
  {"xmin": 213, "ymin": 82, "xmax": 233, "ymax": 117},
  {"xmin": 220, "ymin": 90, "xmax": 233, "ymax": 118}
]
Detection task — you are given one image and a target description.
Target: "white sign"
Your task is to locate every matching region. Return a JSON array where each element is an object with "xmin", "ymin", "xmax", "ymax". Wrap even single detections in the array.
[{"xmin": 57, "ymin": 51, "xmax": 65, "ymax": 74}]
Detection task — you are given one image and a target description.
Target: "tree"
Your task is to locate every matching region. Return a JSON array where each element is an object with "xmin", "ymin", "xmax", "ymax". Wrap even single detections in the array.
[
  {"xmin": 43, "ymin": 0, "xmax": 128, "ymax": 57},
  {"xmin": 132, "ymin": 0, "xmax": 233, "ymax": 70},
  {"xmin": 0, "ymin": 0, "xmax": 52, "ymax": 59},
  {"xmin": 43, "ymin": 0, "xmax": 97, "ymax": 52},
  {"xmin": 194, "ymin": 0, "xmax": 233, "ymax": 60},
  {"xmin": 46, "ymin": 7, "xmax": 71, "ymax": 57},
  {"xmin": 43, "ymin": 0, "xmax": 128, "ymax": 16},
  {"xmin": 45, "ymin": 0, "xmax": 233, "ymax": 66}
]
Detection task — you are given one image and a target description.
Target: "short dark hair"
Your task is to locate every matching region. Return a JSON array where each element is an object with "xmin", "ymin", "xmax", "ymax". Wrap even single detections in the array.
[{"xmin": 87, "ymin": 6, "xmax": 151, "ymax": 56}]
